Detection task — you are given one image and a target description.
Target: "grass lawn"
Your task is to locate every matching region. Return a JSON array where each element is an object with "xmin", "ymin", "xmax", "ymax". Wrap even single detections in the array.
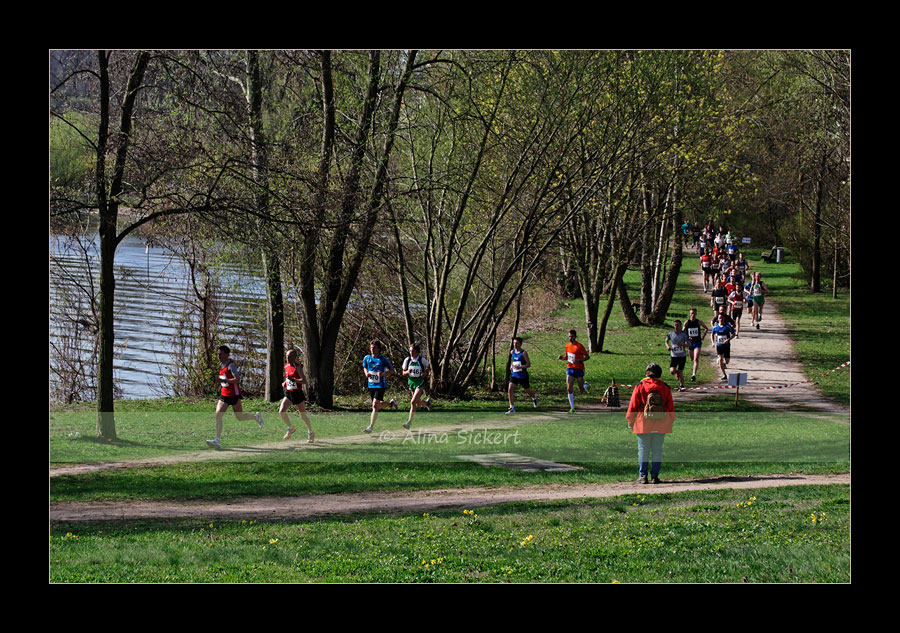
[{"xmin": 50, "ymin": 483, "xmax": 849, "ymax": 583}]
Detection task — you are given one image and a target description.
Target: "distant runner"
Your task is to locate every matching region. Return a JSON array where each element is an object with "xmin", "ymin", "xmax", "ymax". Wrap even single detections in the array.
[
  {"xmin": 728, "ymin": 284, "xmax": 747, "ymax": 338},
  {"xmin": 206, "ymin": 345, "xmax": 264, "ymax": 449},
  {"xmin": 279, "ymin": 348, "xmax": 314, "ymax": 442},
  {"xmin": 401, "ymin": 343, "xmax": 431, "ymax": 430},
  {"xmin": 558, "ymin": 330, "xmax": 590, "ymax": 413},
  {"xmin": 710, "ymin": 280, "xmax": 729, "ymax": 317},
  {"xmin": 700, "ymin": 251, "xmax": 714, "ymax": 292},
  {"xmin": 749, "ymin": 272, "xmax": 769, "ymax": 330},
  {"xmin": 683, "ymin": 308, "xmax": 709, "ymax": 383},
  {"xmin": 507, "ymin": 336, "xmax": 539, "ymax": 414},
  {"xmin": 362, "ymin": 340, "xmax": 396, "ymax": 434},
  {"xmin": 665, "ymin": 320, "xmax": 690, "ymax": 392},
  {"xmin": 711, "ymin": 313, "xmax": 737, "ymax": 381}
]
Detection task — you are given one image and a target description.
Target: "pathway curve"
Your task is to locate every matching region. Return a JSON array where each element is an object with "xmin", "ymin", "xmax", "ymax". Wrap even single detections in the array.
[{"xmin": 50, "ymin": 264, "xmax": 850, "ymax": 523}]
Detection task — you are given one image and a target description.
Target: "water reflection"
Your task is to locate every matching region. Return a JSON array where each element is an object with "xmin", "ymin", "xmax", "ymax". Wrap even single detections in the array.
[{"xmin": 49, "ymin": 234, "xmax": 266, "ymax": 399}]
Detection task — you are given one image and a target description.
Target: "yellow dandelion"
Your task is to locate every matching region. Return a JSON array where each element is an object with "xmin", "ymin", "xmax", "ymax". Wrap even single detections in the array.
[{"xmin": 269, "ymin": 538, "xmax": 279, "ymax": 545}]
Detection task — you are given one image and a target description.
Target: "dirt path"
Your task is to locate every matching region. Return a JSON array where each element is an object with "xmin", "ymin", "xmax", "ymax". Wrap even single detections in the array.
[
  {"xmin": 50, "ymin": 472, "xmax": 850, "ymax": 524},
  {"xmin": 50, "ymin": 265, "xmax": 849, "ymax": 522}
]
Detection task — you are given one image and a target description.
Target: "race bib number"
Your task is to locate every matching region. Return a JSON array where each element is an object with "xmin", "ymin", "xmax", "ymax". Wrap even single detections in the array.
[
  {"xmin": 688, "ymin": 327, "xmax": 699, "ymax": 338},
  {"xmin": 671, "ymin": 345, "xmax": 683, "ymax": 354},
  {"xmin": 408, "ymin": 365, "xmax": 421, "ymax": 378},
  {"xmin": 368, "ymin": 371, "xmax": 381, "ymax": 383},
  {"xmin": 511, "ymin": 361, "xmax": 523, "ymax": 372},
  {"xmin": 286, "ymin": 378, "xmax": 297, "ymax": 390},
  {"xmin": 567, "ymin": 352, "xmax": 576, "ymax": 363},
  {"xmin": 716, "ymin": 334, "xmax": 728, "ymax": 345},
  {"xmin": 732, "ymin": 301, "xmax": 743, "ymax": 309},
  {"xmin": 715, "ymin": 296, "xmax": 725, "ymax": 304}
]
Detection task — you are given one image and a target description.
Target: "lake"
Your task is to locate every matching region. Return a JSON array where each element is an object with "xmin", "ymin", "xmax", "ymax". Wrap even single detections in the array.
[{"xmin": 49, "ymin": 234, "xmax": 267, "ymax": 400}]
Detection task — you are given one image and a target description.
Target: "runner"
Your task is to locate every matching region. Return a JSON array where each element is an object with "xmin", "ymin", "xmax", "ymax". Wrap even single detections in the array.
[
  {"xmin": 749, "ymin": 272, "xmax": 769, "ymax": 330},
  {"xmin": 507, "ymin": 336, "xmax": 539, "ymax": 414},
  {"xmin": 728, "ymin": 283, "xmax": 747, "ymax": 338},
  {"xmin": 735, "ymin": 252, "xmax": 750, "ymax": 278},
  {"xmin": 710, "ymin": 305, "xmax": 735, "ymax": 331},
  {"xmin": 362, "ymin": 340, "xmax": 396, "ymax": 434},
  {"xmin": 710, "ymin": 279, "xmax": 729, "ymax": 317},
  {"xmin": 558, "ymin": 330, "xmax": 590, "ymax": 413},
  {"xmin": 206, "ymin": 345, "xmax": 264, "ymax": 449},
  {"xmin": 401, "ymin": 343, "xmax": 431, "ymax": 430},
  {"xmin": 279, "ymin": 349, "xmax": 314, "ymax": 442},
  {"xmin": 665, "ymin": 320, "xmax": 690, "ymax": 392},
  {"xmin": 700, "ymin": 250, "xmax": 714, "ymax": 292},
  {"xmin": 684, "ymin": 308, "xmax": 709, "ymax": 382},
  {"xmin": 711, "ymin": 313, "xmax": 737, "ymax": 381},
  {"xmin": 692, "ymin": 224, "xmax": 701, "ymax": 251}
]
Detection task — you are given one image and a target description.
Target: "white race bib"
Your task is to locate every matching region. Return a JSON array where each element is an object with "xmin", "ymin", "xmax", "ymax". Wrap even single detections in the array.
[
  {"xmin": 716, "ymin": 334, "xmax": 728, "ymax": 345},
  {"xmin": 409, "ymin": 365, "xmax": 421, "ymax": 378},
  {"xmin": 567, "ymin": 352, "xmax": 576, "ymax": 363},
  {"xmin": 286, "ymin": 378, "xmax": 297, "ymax": 390},
  {"xmin": 688, "ymin": 327, "xmax": 699, "ymax": 338},
  {"xmin": 671, "ymin": 345, "xmax": 683, "ymax": 354},
  {"xmin": 511, "ymin": 361, "xmax": 523, "ymax": 372}
]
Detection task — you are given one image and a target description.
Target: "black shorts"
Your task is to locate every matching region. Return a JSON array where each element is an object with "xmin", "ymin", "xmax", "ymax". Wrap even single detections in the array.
[
  {"xmin": 369, "ymin": 387, "xmax": 386, "ymax": 402},
  {"xmin": 670, "ymin": 356, "xmax": 686, "ymax": 371},
  {"xmin": 284, "ymin": 389, "xmax": 306, "ymax": 405},
  {"xmin": 510, "ymin": 374, "xmax": 531, "ymax": 389},
  {"xmin": 731, "ymin": 308, "xmax": 743, "ymax": 320},
  {"xmin": 218, "ymin": 394, "xmax": 243, "ymax": 406},
  {"xmin": 716, "ymin": 343, "xmax": 731, "ymax": 360}
]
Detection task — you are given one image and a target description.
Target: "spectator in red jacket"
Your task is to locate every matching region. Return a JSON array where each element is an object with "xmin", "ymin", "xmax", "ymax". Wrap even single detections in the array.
[{"xmin": 625, "ymin": 363, "xmax": 675, "ymax": 484}]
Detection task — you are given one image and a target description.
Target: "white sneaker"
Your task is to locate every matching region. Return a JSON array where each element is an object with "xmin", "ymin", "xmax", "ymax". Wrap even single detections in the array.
[
  {"xmin": 583, "ymin": 382, "xmax": 590, "ymax": 393},
  {"xmin": 532, "ymin": 396, "xmax": 539, "ymax": 408},
  {"xmin": 364, "ymin": 425, "xmax": 373, "ymax": 434},
  {"xmin": 206, "ymin": 438, "xmax": 221, "ymax": 449},
  {"xmin": 255, "ymin": 412, "xmax": 264, "ymax": 429},
  {"xmin": 425, "ymin": 398, "xmax": 432, "ymax": 412},
  {"xmin": 506, "ymin": 407, "xmax": 515, "ymax": 415},
  {"xmin": 389, "ymin": 399, "xmax": 397, "ymax": 411}
]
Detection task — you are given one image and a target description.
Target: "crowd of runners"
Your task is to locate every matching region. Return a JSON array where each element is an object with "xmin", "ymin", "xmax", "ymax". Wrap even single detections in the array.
[{"xmin": 206, "ymin": 220, "xmax": 770, "ymax": 454}]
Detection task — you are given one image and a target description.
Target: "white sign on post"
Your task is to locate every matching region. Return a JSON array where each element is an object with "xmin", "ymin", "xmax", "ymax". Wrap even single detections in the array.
[
  {"xmin": 741, "ymin": 237, "xmax": 752, "ymax": 245},
  {"xmin": 728, "ymin": 373, "xmax": 748, "ymax": 387}
]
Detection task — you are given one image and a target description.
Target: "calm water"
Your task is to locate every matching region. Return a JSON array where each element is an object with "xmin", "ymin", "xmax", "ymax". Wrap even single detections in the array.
[{"xmin": 49, "ymin": 234, "xmax": 267, "ymax": 400}]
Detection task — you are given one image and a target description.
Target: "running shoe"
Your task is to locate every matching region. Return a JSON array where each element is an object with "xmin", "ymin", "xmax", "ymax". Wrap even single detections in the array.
[
  {"xmin": 283, "ymin": 425, "xmax": 296, "ymax": 440},
  {"xmin": 583, "ymin": 382, "xmax": 590, "ymax": 393},
  {"xmin": 307, "ymin": 430, "xmax": 315, "ymax": 444},
  {"xmin": 364, "ymin": 425, "xmax": 373, "ymax": 434},
  {"xmin": 206, "ymin": 438, "xmax": 221, "ymax": 449},
  {"xmin": 255, "ymin": 412, "xmax": 264, "ymax": 429},
  {"xmin": 568, "ymin": 408, "xmax": 575, "ymax": 414},
  {"xmin": 389, "ymin": 398, "xmax": 398, "ymax": 411},
  {"xmin": 637, "ymin": 475, "xmax": 649, "ymax": 484},
  {"xmin": 532, "ymin": 396, "xmax": 539, "ymax": 408},
  {"xmin": 425, "ymin": 398, "xmax": 432, "ymax": 412},
  {"xmin": 402, "ymin": 420, "xmax": 411, "ymax": 429},
  {"xmin": 721, "ymin": 374, "xmax": 728, "ymax": 381},
  {"xmin": 679, "ymin": 386, "xmax": 686, "ymax": 392},
  {"xmin": 756, "ymin": 323, "xmax": 760, "ymax": 329},
  {"xmin": 650, "ymin": 476, "xmax": 661, "ymax": 484},
  {"xmin": 506, "ymin": 406, "xmax": 515, "ymax": 415},
  {"xmin": 691, "ymin": 374, "xmax": 696, "ymax": 382}
]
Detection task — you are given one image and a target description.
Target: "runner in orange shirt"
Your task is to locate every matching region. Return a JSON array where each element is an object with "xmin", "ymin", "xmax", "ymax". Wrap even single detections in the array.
[{"xmin": 558, "ymin": 329, "xmax": 590, "ymax": 413}]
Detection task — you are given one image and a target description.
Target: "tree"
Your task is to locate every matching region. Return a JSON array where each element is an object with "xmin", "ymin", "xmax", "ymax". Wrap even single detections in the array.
[{"xmin": 51, "ymin": 50, "xmax": 232, "ymax": 438}]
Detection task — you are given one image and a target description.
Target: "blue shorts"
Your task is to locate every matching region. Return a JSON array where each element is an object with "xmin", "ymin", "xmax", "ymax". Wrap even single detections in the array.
[
  {"xmin": 566, "ymin": 368, "xmax": 585, "ymax": 378},
  {"xmin": 689, "ymin": 340, "xmax": 702, "ymax": 351}
]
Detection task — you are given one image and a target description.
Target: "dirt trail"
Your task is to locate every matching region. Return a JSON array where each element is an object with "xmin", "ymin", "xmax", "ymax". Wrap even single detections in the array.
[
  {"xmin": 50, "ymin": 472, "xmax": 849, "ymax": 524},
  {"xmin": 50, "ymin": 265, "xmax": 849, "ymax": 523}
]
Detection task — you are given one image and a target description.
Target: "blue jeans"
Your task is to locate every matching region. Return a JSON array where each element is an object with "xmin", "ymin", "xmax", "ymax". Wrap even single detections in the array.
[{"xmin": 637, "ymin": 433, "xmax": 666, "ymax": 477}]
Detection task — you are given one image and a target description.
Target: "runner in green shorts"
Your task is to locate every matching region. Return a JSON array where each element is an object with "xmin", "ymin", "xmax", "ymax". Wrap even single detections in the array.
[
  {"xmin": 401, "ymin": 343, "xmax": 431, "ymax": 430},
  {"xmin": 750, "ymin": 272, "xmax": 768, "ymax": 329}
]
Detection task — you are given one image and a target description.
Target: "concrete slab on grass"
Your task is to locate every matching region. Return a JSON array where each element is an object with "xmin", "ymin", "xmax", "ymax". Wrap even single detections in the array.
[{"xmin": 456, "ymin": 453, "xmax": 582, "ymax": 472}]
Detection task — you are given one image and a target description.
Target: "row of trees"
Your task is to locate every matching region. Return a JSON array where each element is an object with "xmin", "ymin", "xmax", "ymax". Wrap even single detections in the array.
[{"xmin": 49, "ymin": 50, "xmax": 850, "ymax": 439}]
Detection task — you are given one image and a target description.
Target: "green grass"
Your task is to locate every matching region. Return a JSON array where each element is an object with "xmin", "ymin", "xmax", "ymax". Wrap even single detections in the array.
[
  {"xmin": 746, "ymin": 257, "xmax": 850, "ymax": 407},
  {"xmin": 50, "ymin": 484, "xmax": 849, "ymax": 583}
]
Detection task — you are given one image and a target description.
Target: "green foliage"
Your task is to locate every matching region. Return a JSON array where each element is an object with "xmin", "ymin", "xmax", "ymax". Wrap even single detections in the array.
[{"xmin": 50, "ymin": 111, "xmax": 96, "ymax": 188}]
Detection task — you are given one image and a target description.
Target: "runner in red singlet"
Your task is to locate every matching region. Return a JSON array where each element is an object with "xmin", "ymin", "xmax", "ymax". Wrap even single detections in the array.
[
  {"xmin": 280, "ymin": 348, "xmax": 314, "ymax": 442},
  {"xmin": 207, "ymin": 345, "xmax": 264, "ymax": 449}
]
